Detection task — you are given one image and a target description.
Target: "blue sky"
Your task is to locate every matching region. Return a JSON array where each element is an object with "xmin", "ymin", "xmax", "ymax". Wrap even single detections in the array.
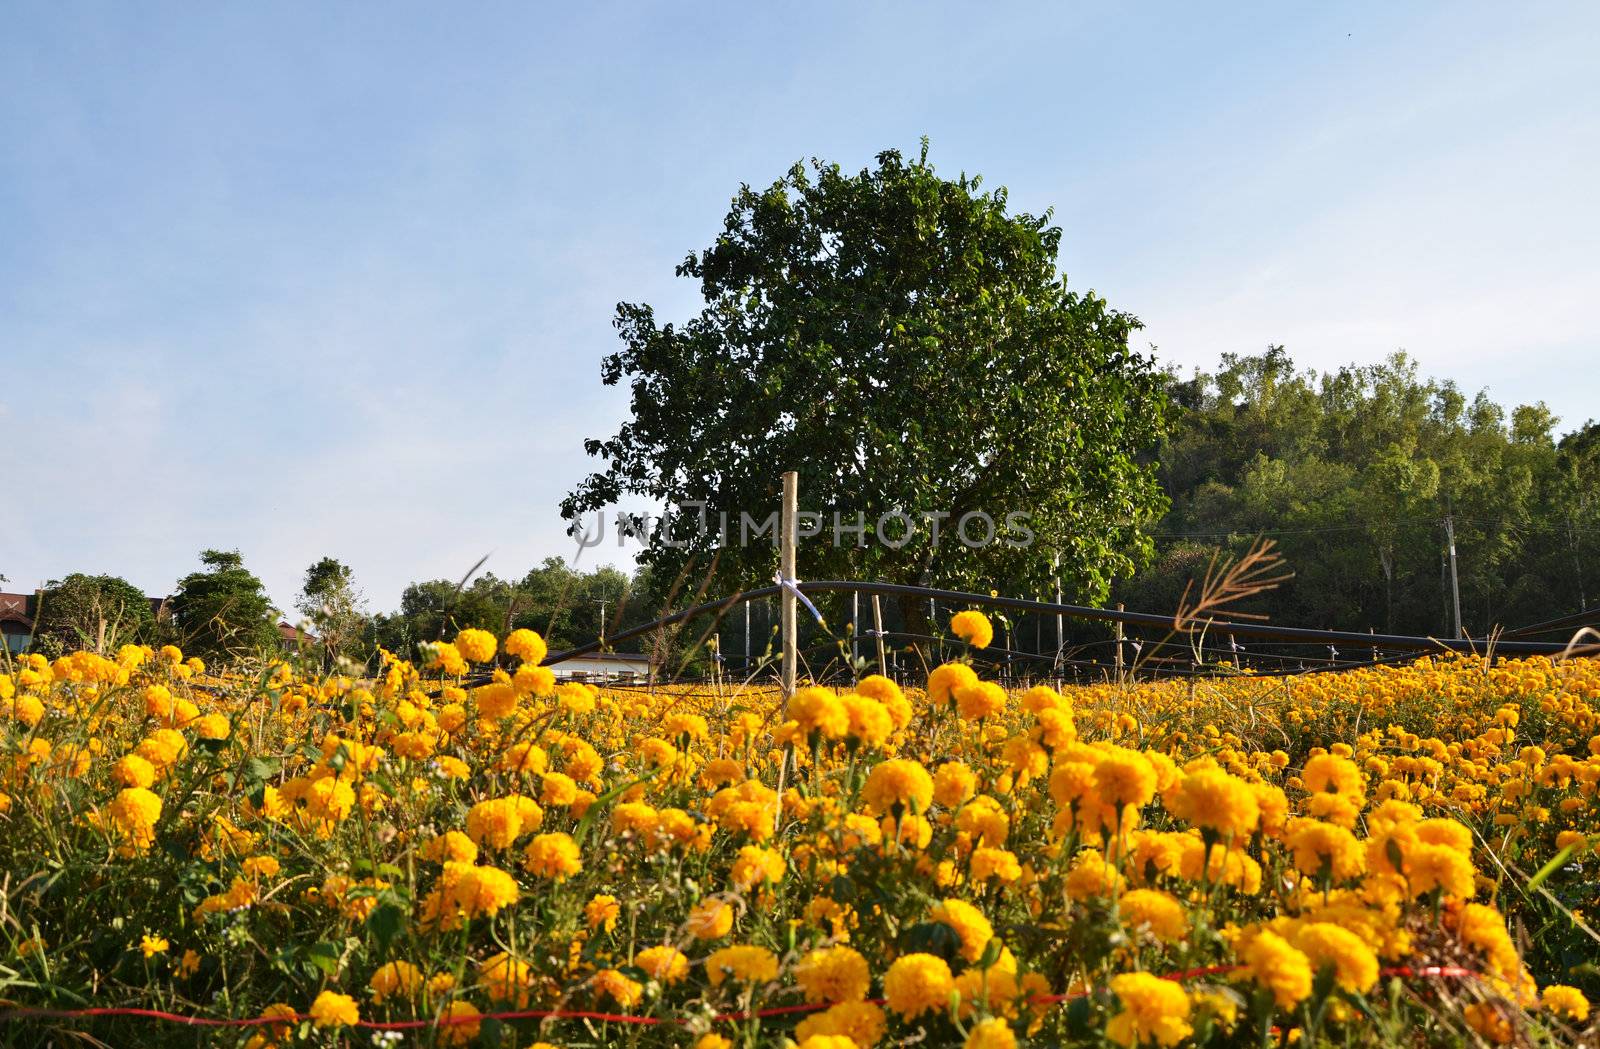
[{"xmin": 4, "ymin": 2, "xmax": 1597, "ymax": 612}]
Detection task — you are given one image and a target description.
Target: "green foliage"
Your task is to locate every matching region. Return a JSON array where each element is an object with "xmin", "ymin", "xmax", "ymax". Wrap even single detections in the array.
[
  {"xmin": 563, "ymin": 142, "xmax": 1169, "ymax": 612},
  {"xmin": 1116, "ymin": 349, "xmax": 1599, "ymax": 635},
  {"xmin": 295, "ymin": 556, "xmax": 369, "ymax": 664},
  {"xmin": 169, "ymin": 549, "xmax": 278, "ymax": 659},
  {"xmin": 33, "ymin": 573, "xmax": 156, "ymax": 654},
  {"xmin": 371, "ymin": 558, "xmax": 656, "ymax": 662}
]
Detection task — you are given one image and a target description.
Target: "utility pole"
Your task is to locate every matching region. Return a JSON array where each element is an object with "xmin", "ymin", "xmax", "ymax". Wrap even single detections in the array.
[{"xmin": 1445, "ymin": 512, "xmax": 1464, "ymax": 639}]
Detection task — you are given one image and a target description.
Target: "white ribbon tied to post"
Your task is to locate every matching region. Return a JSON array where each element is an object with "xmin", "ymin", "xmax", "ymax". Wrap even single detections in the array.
[{"xmin": 773, "ymin": 571, "xmax": 828, "ymax": 627}]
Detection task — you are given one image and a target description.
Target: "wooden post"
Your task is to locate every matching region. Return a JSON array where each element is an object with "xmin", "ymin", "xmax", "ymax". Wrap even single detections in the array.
[
  {"xmin": 872, "ymin": 594, "xmax": 888, "ymax": 676},
  {"xmin": 1115, "ymin": 602, "xmax": 1125, "ymax": 684},
  {"xmin": 780, "ymin": 471, "xmax": 798, "ymax": 700},
  {"xmin": 711, "ymin": 632, "xmax": 720, "ymax": 688}
]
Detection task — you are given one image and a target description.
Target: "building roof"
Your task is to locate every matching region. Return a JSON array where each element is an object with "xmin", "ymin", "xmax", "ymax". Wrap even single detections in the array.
[
  {"xmin": 0, "ymin": 593, "xmax": 33, "ymax": 626},
  {"xmin": 562, "ymin": 651, "xmax": 655, "ymax": 664},
  {"xmin": 278, "ymin": 621, "xmax": 319, "ymax": 644}
]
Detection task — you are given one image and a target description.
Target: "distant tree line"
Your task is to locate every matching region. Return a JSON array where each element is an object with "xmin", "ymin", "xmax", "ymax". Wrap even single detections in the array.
[
  {"xmin": 10, "ymin": 349, "xmax": 1594, "ymax": 671},
  {"xmin": 1110, "ymin": 348, "xmax": 1598, "ymax": 638}
]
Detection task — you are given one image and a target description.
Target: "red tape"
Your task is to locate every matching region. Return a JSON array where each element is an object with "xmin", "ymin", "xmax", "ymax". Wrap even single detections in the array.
[{"xmin": 0, "ymin": 964, "xmax": 1481, "ymax": 1030}]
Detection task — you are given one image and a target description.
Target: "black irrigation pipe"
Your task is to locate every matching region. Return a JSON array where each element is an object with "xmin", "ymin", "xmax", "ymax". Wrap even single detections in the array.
[{"xmin": 543, "ymin": 580, "xmax": 1592, "ymax": 669}]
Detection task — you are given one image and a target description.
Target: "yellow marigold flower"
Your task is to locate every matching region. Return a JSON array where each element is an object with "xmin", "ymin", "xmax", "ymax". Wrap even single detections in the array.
[
  {"xmin": 1415, "ymin": 818, "xmax": 1473, "ymax": 853},
  {"xmin": 241, "ymin": 855, "xmax": 280, "ymax": 879},
  {"xmin": 635, "ymin": 945, "xmax": 690, "ymax": 984},
  {"xmin": 449, "ymin": 864, "xmax": 520, "ymax": 918},
  {"xmin": 308, "ymin": 990, "xmax": 359, "ymax": 1029},
  {"xmin": 523, "ymin": 832, "xmax": 582, "ymax": 882},
  {"xmin": 1165, "ymin": 767, "xmax": 1260, "ymax": 839},
  {"xmin": 706, "ymin": 944, "xmax": 779, "ymax": 986},
  {"xmin": 586, "ymin": 893, "xmax": 621, "ymax": 933},
  {"xmin": 1118, "ymin": 889, "xmax": 1186, "ymax": 944},
  {"xmin": 842, "ymin": 692, "xmax": 893, "ymax": 747},
  {"xmin": 505, "ymin": 628, "xmax": 548, "ymax": 665},
  {"xmin": 194, "ymin": 713, "xmax": 230, "ymax": 740},
  {"xmin": 928, "ymin": 662, "xmax": 979, "ymax": 706},
  {"xmin": 971, "ymin": 846, "xmax": 1022, "ymax": 885},
  {"xmin": 857, "ymin": 674, "xmax": 908, "ymax": 724},
  {"xmin": 955, "ymin": 681, "xmax": 1007, "ymax": 722},
  {"xmin": 795, "ymin": 1000, "xmax": 886, "ymax": 1046},
  {"xmin": 480, "ymin": 952, "xmax": 533, "ymax": 1005},
  {"xmin": 686, "ymin": 897, "xmax": 735, "ymax": 940},
  {"xmin": 421, "ymin": 830, "xmax": 479, "ymax": 865},
  {"xmin": 108, "ymin": 786, "xmax": 163, "ymax": 842},
  {"xmin": 1285, "ymin": 818, "xmax": 1366, "ymax": 882},
  {"xmin": 454, "ymin": 628, "xmax": 497, "ymax": 664},
  {"xmin": 965, "ymin": 1017, "xmax": 1017, "ymax": 1049},
  {"xmin": 144, "ymin": 684, "xmax": 173, "ymax": 719},
  {"xmin": 557, "ymin": 682, "xmax": 596, "ymax": 714},
  {"xmin": 466, "ymin": 796, "xmax": 541, "ymax": 849},
  {"xmin": 796, "ymin": 1036, "xmax": 856, "ymax": 1049},
  {"xmin": 863, "ymin": 759, "xmax": 934, "ymax": 815},
  {"xmin": 139, "ymin": 934, "xmax": 169, "ymax": 959},
  {"xmin": 246, "ymin": 1002, "xmax": 297, "ymax": 1048},
  {"xmin": 113, "ymin": 753, "xmax": 157, "ymax": 788},
  {"xmin": 1541, "ymin": 984, "xmax": 1589, "ymax": 1022},
  {"xmin": 794, "ymin": 945, "xmax": 870, "ymax": 1003},
  {"xmin": 1292, "ymin": 921, "xmax": 1378, "ymax": 994},
  {"xmin": 1464, "ymin": 1002, "xmax": 1515, "ymax": 1044},
  {"xmin": 933, "ymin": 761, "xmax": 977, "ymax": 808},
  {"xmin": 613, "ymin": 801, "xmax": 660, "ymax": 838},
  {"xmin": 950, "ymin": 610, "xmax": 994, "ymax": 649},
  {"xmin": 1106, "ymin": 971, "xmax": 1192, "ymax": 1048},
  {"xmin": 694, "ymin": 1037, "xmax": 734, "ymax": 1049},
  {"xmin": 178, "ymin": 948, "xmax": 201, "ymax": 978},
  {"xmin": 1243, "ymin": 929, "xmax": 1312, "ymax": 1009},
  {"xmin": 883, "ymin": 953, "xmax": 954, "ymax": 1019},
  {"xmin": 430, "ymin": 642, "xmax": 469, "ymax": 676},
  {"xmin": 474, "ymin": 683, "xmax": 517, "ymax": 720},
  {"xmin": 500, "ymin": 742, "xmax": 549, "ymax": 776},
  {"xmin": 1409, "ymin": 841, "xmax": 1476, "ymax": 899},
  {"xmin": 789, "ymin": 686, "xmax": 849, "ymax": 740},
  {"xmin": 730, "ymin": 844, "xmax": 785, "ymax": 891},
  {"xmin": 533, "ymin": 771, "xmax": 576, "ymax": 808},
  {"xmin": 1096, "ymin": 747, "xmax": 1158, "ymax": 808},
  {"xmin": 514, "ymin": 662, "xmax": 556, "ymax": 697},
  {"xmin": 1066, "ymin": 849, "xmax": 1126, "ymax": 900},
  {"xmin": 369, "ymin": 960, "xmax": 423, "ymax": 1002},
  {"xmin": 592, "ymin": 967, "xmax": 643, "ymax": 1008},
  {"xmin": 437, "ymin": 1001, "xmax": 481, "ymax": 1046}
]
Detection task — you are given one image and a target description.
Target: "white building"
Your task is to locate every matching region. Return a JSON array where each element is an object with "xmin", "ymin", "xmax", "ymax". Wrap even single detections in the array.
[{"xmin": 554, "ymin": 651, "xmax": 657, "ymax": 684}]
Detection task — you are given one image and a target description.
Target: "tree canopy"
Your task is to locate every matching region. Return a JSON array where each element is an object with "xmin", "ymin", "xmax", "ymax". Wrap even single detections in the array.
[
  {"xmin": 296, "ymin": 557, "xmax": 368, "ymax": 664},
  {"xmin": 563, "ymin": 144, "xmax": 1169, "ymax": 619},
  {"xmin": 170, "ymin": 549, "xmax": 278, "ymax": 659},
  {"xmin": 33, "ymin": 573, "xmax": 155, "ymax": 654},
  {"xmin": 1112, "ymin": 349, "xmax": 1598, "ymax": 637}
]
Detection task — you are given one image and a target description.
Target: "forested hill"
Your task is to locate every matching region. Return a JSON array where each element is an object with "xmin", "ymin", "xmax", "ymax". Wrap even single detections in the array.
[{"xmin": 1113, "ymin": 348, "xmax": 1599, "ymax": 638}]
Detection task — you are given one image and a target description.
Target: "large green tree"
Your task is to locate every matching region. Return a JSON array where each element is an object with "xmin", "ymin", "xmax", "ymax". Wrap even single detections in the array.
[
  {"xmin": 563, "ymin": 144, "xmax": 1169, "ymax": 627},
  {"xmin": 170, "ymin": 549, "xmax": 278, "ymax": 659},
  {"xmin": 33, "ymin": 573, "xmax": 156, "ymax": 654}
]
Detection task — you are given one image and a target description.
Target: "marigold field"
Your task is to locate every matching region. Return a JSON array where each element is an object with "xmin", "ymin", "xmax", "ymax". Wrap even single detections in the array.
[{"xmin": 3, "ymin": 617, "xmax": 1599, "ymax": 1048}]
